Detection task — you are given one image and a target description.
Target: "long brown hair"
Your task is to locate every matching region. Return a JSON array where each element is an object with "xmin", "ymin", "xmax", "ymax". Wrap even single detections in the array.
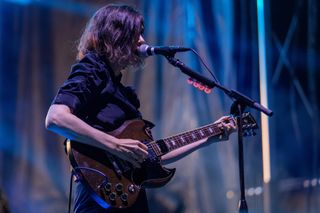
[{"xmin": 77, "ymin": 4, "xmax": 144, "ymax": 68}]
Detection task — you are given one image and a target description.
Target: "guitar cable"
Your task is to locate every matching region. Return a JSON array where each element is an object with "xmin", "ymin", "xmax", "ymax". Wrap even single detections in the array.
[
  {"xmin": 189, "ymin": 48, "xmax": 221, "ymax": 85},
  {"xmin": 68, "ymin": 170, "xmax": 75, "ymax": 213},
  {"xmin": 67, "ymin": 167, "xmax": 109, "ymax": 213}
]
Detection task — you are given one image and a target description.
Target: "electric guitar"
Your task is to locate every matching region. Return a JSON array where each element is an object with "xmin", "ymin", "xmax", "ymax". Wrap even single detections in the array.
[{"xmin": 66, "ymin": 112, "xmax": 258, "ymax": 209}]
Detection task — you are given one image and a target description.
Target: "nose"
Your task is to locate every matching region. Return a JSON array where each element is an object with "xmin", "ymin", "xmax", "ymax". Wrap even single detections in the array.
[{"xmin": 137, "ymin": 35, "xmax": 145, "ymax": 46}]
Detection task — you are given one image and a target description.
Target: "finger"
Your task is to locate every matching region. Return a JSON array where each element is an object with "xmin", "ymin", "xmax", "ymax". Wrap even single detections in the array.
[
  {"xmin": 137, "ymin": 142, "xmax": 148, "ymax": 151},
  {"xmin": 226, "ymin": 123, "xmax": 237, "ymax": 131},
  {"xmin": 222, "ymin": 122, "xmax": 235, "ymax": 130},
  {"xmin": 137, "ymin": 145, "xmax": 149, "ymax": 157},
  {"xmin": 226, "ymin": 124, "xmax": 233, "ymax": 131},
  {"xmin": 122, "ymin": 140, "xmax": 148, "ymax": 157},
  {"xmin": 221, "ymin": 115, "xmax": 230, "ymax": 120},
  {"xmin": 128, "ymin": 140, "xmax": 148, "ymax": 153},
  {"xmin": 130, "ymin": 142, "xmax": 149, "ymax": 157},
  {"xmin": 220, "ymin": 116, "xmax": 230, "ymax": 122}
]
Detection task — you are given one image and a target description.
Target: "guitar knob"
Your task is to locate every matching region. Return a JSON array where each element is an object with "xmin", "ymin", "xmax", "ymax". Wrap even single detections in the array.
[
  {"xmin": 128, "ymin": 184, "xmax": 136, "ymax": 193},
  {"xmin": 104, "ymin": 182, "xmax": 112, "ymax": 192},
  {"xmin": 115, "ymin": 183, "xmax": 123, "ymax": 192},
  {"xmin": 109, "ymin": 192, "xmax": 117, "ymax": 201},
  {"xmin": 120, "ymin": 193, "xmax": 128, "ymax": 202}
]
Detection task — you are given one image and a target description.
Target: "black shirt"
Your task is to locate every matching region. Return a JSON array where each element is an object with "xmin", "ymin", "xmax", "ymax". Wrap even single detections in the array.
[
  {"xmin": 53, "ymin": 52, "xmax": 142, "ymax": 131},
  {"xmin": 52, "ymin": 53, "xmax": 149, "ymax": 213}
]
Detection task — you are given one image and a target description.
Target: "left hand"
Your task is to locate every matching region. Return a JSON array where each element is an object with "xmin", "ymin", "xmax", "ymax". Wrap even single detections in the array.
[{"xmin": 214, "ymin": 116, "xmax": 237, "ymax": 141}]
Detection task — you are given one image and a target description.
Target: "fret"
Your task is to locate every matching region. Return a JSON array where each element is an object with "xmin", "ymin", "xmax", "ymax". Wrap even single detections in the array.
[
  {"xmin": 147, "ymin": 144, "xmax": 157, "ymax": 160},
  {"xmin": 170, "ymin": 139, "xmax": 176, "ymax": 147},
  {"xmin": 150, "ymin": 142, "xmax": 161, "ymax": 156},
  {"xmin": 180, "ymin": 136, "xmax": 186, "ymax": 143},
  {"xmin": 167, "ymin": 137, "xmax": 177, "ymax": 150},
  {"xmin": 181, "ymin": 136, "xmax": 188, "ymax": 145},
  {"xmin": 172, "ymin": 137, "xmax": 181, "ymax": 147},
  {"xmin": 172, "ymin": 136, "xmax": 182, "ymax": 148},
  {"xmin": 163, "ymin": 138, "xmax": 172, "ymax": 151},
  {"xmin": 191, "ymin": 133, "xmax": 197, "ymax": 140},
  {"xmin": 155, "ymin": 120, "xmax": 226, "ymax": 155},
  {"xmin": 182, "ymin": 133, "xmax": 193, "ymax": 143},
  {"xmin": 177, "ymin": 136, "xmax": 185, "ymax": 146}
]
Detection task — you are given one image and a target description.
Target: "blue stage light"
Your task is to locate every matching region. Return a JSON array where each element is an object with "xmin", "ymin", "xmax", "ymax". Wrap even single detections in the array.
[{"xmin": 4, "ymin": 0, "xmax": 33, "ymax": 5}]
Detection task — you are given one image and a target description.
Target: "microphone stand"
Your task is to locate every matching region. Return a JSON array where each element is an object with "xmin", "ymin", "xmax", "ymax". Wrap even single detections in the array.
[{"xmin": 165, "ymin": 55, "xmax": 273, "ymax": 213}]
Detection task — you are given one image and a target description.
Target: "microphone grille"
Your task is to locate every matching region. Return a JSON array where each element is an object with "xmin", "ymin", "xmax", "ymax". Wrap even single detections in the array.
[{"xmin": 137, "ymin": 44, "xmax": 150, "ymax": 57}]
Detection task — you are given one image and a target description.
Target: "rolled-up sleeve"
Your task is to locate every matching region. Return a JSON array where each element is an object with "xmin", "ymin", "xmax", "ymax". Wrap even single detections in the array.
[{"xmin": 52, "ymin": 55, "xmax": 108, "ymax": 113}]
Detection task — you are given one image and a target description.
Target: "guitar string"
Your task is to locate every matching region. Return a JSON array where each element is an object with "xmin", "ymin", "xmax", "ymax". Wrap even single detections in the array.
[{"xmin": 163, "ymin": 123, "xmax": 223, "ymax": 151}]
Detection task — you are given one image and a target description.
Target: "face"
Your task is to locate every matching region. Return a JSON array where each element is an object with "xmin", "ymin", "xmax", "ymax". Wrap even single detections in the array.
[
  {"xmin": 136, "ymin": 23, "xmax": 145, "ymax": 47},
  {"xmin": 137, "ymin": 35, "xmax": 145, "ymax": 47}
]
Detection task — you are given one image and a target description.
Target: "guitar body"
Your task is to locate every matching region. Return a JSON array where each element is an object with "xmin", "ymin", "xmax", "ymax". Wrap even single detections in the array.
[{"xmin": 66, "ymin": 119, "xmax": 176, "ymax": 209}]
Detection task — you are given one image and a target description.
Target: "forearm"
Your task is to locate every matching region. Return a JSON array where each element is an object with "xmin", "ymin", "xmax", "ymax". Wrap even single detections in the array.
[
  {"xmin": 45, "ymin": 104, "xmax": 117, "ymax": 151},
  {"xmin": 161, "ymin": 138, "xmax": 208, "ymax": 165},
  {"xmin": 161, "ymin": 116, "xmax": 237, "ymax": 165},
  {"xmin": 46, "ymin": 104, "xmax": 149, "ymax": 167},
  {"xmin": 161, "ymin": 134, "xmax": 230, "ymax": 165}
]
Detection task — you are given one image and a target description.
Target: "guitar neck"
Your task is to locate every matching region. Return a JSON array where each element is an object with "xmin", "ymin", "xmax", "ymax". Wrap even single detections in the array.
[{"xmin": 149, "ymin": 121, "xmax": 226, "ymax": 157}]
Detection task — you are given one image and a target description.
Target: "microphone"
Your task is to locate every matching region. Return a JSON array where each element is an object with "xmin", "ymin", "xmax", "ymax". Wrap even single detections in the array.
[{"xmin": 137, "ymin": 44, "xmax": 191, "ymax": 57}]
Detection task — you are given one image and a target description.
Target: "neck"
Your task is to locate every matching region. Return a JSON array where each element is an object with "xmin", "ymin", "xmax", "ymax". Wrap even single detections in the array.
[
  {"xmin": 114, "ymin": 69, "xmax": 122, "ymax": 76},
  {"xmin": 110, "ymin": 64, "xmax": 123, "ymax": 76},
  {"xmin": 147, "ymin": 121, "xmax": 226, "ymax": 158}
]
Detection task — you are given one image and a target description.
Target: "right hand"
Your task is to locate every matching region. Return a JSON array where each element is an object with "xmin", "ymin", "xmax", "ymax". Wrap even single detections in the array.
[{"xmin": 106, "ymin": 138, "xmax": 149, "ymax": 168}]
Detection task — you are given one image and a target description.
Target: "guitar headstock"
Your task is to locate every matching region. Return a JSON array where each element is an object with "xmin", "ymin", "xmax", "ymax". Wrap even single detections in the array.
[{"xmin": 238, "ymin": 112, "xmax": 259, "ymax": 137}]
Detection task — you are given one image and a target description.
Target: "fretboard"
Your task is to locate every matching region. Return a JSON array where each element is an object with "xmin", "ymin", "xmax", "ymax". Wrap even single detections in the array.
[{"xmin": 149, "ymin": 121, "xmax": 226, "ymax": 157}]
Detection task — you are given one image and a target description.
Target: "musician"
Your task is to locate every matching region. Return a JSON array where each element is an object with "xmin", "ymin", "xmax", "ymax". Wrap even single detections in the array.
[{"xmin": 45, "ymin": 4, "xmax": 236, "ymax": 213}]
